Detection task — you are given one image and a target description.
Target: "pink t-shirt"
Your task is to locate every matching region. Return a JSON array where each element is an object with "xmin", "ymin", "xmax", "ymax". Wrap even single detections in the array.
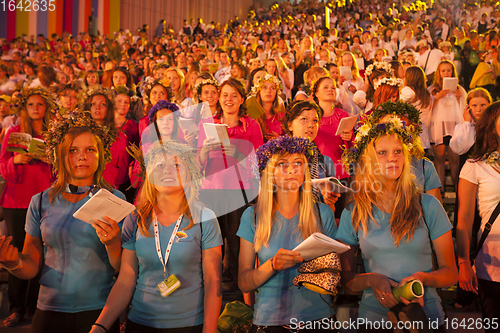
[
  {"xmin": 197, "ymin": 115, "xmax": 263, "ymax": 190},
  {"xmin": 314, "ymin": 108, "xmax": 353, "ymax": 179}
]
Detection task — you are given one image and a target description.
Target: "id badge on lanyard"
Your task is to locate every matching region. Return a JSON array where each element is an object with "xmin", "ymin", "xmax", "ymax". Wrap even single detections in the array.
[{"xmin": 154, "ymin": 213, "xmax": 182, "ymax": 297}]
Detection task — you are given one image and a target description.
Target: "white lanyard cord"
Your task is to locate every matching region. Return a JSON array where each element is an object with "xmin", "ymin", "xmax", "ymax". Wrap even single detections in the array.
[{"xmin": 154, "ymin": 213, "xmax": 183, "ymax": 279}]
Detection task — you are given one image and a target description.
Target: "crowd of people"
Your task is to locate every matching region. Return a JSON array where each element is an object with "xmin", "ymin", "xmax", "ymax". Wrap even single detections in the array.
[{"xmin": 0, "ymin": 0, "xmax": 498, "ymax": 332}]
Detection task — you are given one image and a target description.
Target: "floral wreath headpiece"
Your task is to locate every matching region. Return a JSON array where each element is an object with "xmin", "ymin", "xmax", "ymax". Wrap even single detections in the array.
[
  {"xmin": 11, "ymin": 86, "xmax": 57, "ymax": 116},
  {"xmin": 78, "ymin": 85, "xmax": 116, "ymax": 110},
  {"xmin": 342, "ymin": 103, "xmax": 422, "ymax": 168},
  {"xmin": 369, "ymin": 101, "xmax": 422, "ymax": 128},
  {"xmin": 254, "ymin": 135, "xmax": 315, "ymax": 174},
  {"xmin": 250, "ymin": 74, "xmax": 283, "ymax": 97},
  {"xmin": 128, "ymin": 140, "xmax": 202, "ymax": 198},
  {"xmin": 112, "ymin": 85, "xmax": 139, "ymax": 102},
  {"xmin": 374, "ymin": 77, "xmax": 403, "ymax": 91},
  {"xmin": 140, "ymin": 76, "xmax": 173, "ymax": 102},
  {"xmin": 364, "ymin": 62, "xmax": 393, "ymax": 77},
  {"xmin": 193, "ymin": 79, "xmax": 219, "ymax": 102},
  {"xmin": 44, "ymin": 109, "xmax": 118, "ymax": 172},
  {"xmin": 148, "ymin": 100, "xmax": 180, "ymax": 123}
]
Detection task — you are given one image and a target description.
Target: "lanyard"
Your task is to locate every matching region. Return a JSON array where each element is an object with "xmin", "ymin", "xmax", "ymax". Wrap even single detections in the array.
[{"xmin": 153, "ymin": 213, "xmax": 183, "ymax": 280}]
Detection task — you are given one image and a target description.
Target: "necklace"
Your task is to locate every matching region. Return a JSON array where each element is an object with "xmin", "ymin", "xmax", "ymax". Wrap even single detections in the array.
[
  {"xmin": 486, "ymin": 151, "xmax": 500, "ymax": 173},
  {"xmin": 64, "ymin": 183, "xmax": 97, "ymax": 195}
]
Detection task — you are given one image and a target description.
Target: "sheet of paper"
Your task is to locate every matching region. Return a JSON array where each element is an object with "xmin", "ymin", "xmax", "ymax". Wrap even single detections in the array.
[
  {"xmin": 311, "ymin": 177, "xmax": 352, "ymax": 194},
  {"xmin": 339, "ymin": 66, "xmax": 353, "ymax": 80},
  {"xmin": 335, "ymin": 114, "xmax": 358, "ymax": 136},
  {"xmin": 443, "ymin": 77, "xmax": 458, "ymax": 92},
  {"xmin": 356, "ymin": 57, "xmax": 365, "ymax": 70},
  {"xmin": 203, "ymin": 123, "xmax": 230, "ymax": 146},
  {"xmin": 318, "ymin": 60, "xmax": 327, "ymax": 68},
  {"xmin": 73, "ymin": 189, "xmax": 136, "ymax": 225},
  {"xmin": 293, "ymin": 233, "xmax": 351, "ymax": 261},
  {"xmin": 178, "ymin": 117, "xmax": 198, "ymax": 134}
]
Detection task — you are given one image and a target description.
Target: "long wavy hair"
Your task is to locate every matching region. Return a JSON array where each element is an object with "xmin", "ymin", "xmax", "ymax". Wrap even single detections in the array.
[
  {"xmin": 348, "ymin": 134, "xmax": 422, "ymax": 246},
  {"xmin": 19, "ymin": 94, "xmax": 53, "ymax": 137},
  {"xmin": 254, "ymin": 152, "xmax": 321, "ymax": 251},
  {"xmin": 471, "ymin": 100, "xmax": 500, "ymax": 161},
  {"xmin": 405, "ymin": 66, "xmax": 431, "ymax": 109},
  {"xmin": 135, "ymin": 146, "xmax": 201, "ymax": 236},
  {"xmin": 49, "ymin": 127, "xmax": 113, "ymax": 203},
  {"xmin": 431, "ymin": 60, "xmax": 457, "ymax": 94},
  {"xmin": 165, "ymin": 67, "xmax": 187, "ymax": 105},
  {"xmin": 374, "ymin": 84, "xmax": 400, "ymax": 108}
]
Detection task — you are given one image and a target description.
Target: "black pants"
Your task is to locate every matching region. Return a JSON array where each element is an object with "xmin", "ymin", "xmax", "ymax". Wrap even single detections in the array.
[
  {"xmin": 125, "ymin": 320, "xmax": 203, "ymax": 333},
  {"xmin": 4, "ymin": 207, "xmax": 40, "ymax": 316},
  {"xmin": 478, "ymin": 278, "xmax": 500, "ymax": 333},
  {"xmin": 32, "ymin": 308, "xmax": 120, "ymax": 333}
]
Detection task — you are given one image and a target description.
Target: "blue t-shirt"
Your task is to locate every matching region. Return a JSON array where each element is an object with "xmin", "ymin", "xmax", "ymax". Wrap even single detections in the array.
[
  {"xmin": 122, "ymin": 207, "xmax": 222, "ymax": 329},
  {"xmin": 237, "ymin": 203, "xmax": 337, "ymax": 326},
  {"xmin": 336, "ymin": 194, "xmax": 452, "ymax": 325},
  {"xmin": 411, "ymin": 157, "xmax": 441, "ymax": 192},
  {"xmin": 25, "ymin": 189, "xmax": 126, "ymax": 313}
]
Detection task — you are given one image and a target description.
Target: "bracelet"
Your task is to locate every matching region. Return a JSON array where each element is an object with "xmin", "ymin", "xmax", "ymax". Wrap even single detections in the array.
[
  {"xmin": 7, "ymin": 259, "xmax": 22, "ymax": 272},
  {"xmin": 270, "ymin": 256, "xmax": 276, "ymax": 271},
  {"xmin": 92, "ymin": 323, "xmax": 108, "ymax": 333}
]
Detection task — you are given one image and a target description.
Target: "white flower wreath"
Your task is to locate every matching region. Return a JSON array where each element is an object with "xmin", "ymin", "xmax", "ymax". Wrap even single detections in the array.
[
  {"xmin": 365, "ymin": 62, "xmax": 393, "ymax": 77},
  {"xmin": 374, "ymin": 77, "xmax": 404, "ymax": 91}
]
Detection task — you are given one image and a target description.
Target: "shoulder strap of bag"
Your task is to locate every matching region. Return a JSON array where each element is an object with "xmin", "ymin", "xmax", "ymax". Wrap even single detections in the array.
[
  {"xmin": 424, "ymin": 49, "xmax": 432, "ymax": 73},
  {"xmin": 38, "ymin": 190, "xmax": 44, "ymax": 218},
  {"xmin": 471, "ymin": 200, "xmax": 500, "ymax": 262}
]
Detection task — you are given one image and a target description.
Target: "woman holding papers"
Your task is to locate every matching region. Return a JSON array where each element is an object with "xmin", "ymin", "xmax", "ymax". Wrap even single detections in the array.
[
  {"xmin": 193, "ymin": 78, "xmax": 220, "ymax": 125},
  {"xmin": 250, "ymin": 74, "xmax": 285, "ymax": 142},
  {"xmin": 238, "ymin": 135, "xmax": 337, "ymax": 330},
  {"xmin": 312, "ymin": 76, "xmax": 353, "ymax": 180},
  {"xmin": 90, "ymin": 141, "xmax": 222, "ymax": 333},
  {"xmin": 197, "ymin": 78, "xmax": 263, "ymax": 287},
  {"xmin": 0, "ymin": 87, "xmax": 55, "ymax": 327},
  {"xmin": 428, "ymin": 60, "xmax": 466, "ymax": 196},
  {"xmin": 81, "ymin": 85, "xmax": 129, "ymax": 189},
  {"xmin": 282, "ymin": 100, "xmax": 341, "ymax": 211},
  {"xmin": 337, "ymin": 102, "xmax": 457, "ymax": 332},
  {"xmin": 0, "ymin": 111, "xmax": 125, "ymax": 332}
]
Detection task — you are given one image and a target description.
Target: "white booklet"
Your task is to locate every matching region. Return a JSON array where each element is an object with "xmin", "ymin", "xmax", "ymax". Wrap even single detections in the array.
[
  {"xmin": 311, "ymin": 177, "xmax": 352, "ymax": 194},
  {"xmin": 293, "ymin": 232, "xmax": 351, "ymax": 261},
  {"xmin": 443, "ymin": 77, "xmax": 458, "ymax": 92},
  {"xmin": 179, "ymin": 117, "xmax": 198, "ymax": 134},
  {"xmin": 335, "ymin": 114, "xmax": 358, "ymax": 136},
  {"xmin": 356, "ymin": 57, "xmax": 365, "ymax": 70},
  {"xmin": 339, "ymin": 66, "xmax": 353, "ymax": 80},
  {"xmin": 203, "ymin": 123, "xmax": 230, "ymax": 146},
  {"xmin": 73, "ymin": 189, "xmax": 136, "ymax": 225}
]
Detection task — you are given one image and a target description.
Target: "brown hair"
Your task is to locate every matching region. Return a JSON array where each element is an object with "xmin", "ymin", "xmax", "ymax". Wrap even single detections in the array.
[
  {"xmin": 471, "ymin": 100, "xmax": 500, "ymax": 161},
  {"xmin": 405, "ymin": 66, "xmax": 431, "ymax": 109},
  {"xmin": 49, "ymin": 127, "xmax": 113, "ymax": 203},
  {"xmin": 467, "ymin": 87, "xmax": 492, "ymax": 105},
  {"xmin": 20, "ymin": 95, "xmax": 53, "ymax": 136},
  {"xmin": 431, "ymin": 60, "xmax": 457, "ymax": 93},
  {"xmin": 282, "ymin": 100, "xmax": 323, "ymax": 135},
  {"xmin": 82, "ymin": 93, "xmax": 116, "ymax": 130},
  {"xmin": 374, "ymin": 84, "xmax": 400, "ymax": 108},
  {"xmin": 216, "ymin": 78, "xmax": 247, "ymax": 117}
]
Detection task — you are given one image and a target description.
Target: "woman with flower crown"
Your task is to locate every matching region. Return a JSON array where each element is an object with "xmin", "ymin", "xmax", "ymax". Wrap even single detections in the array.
[
  {"xmin": 237, "ymin": 135, "xmax": 337, "ymax": 331},
  {"xmin": 111, "ymin": 67, "xmax": 143, "ymax": 123},
  {"xmin": 251, "ymin": 74, "xmax": 285, "ymax": 142},
  {"xmin": 89, "ymin": 140, "xmax": 222, "ymax": 333},
  {"xmin": 0, "ymin": 86, "xmax": 55, "ymax": 327},
  {"xmin": 0, "ymin": 110, "xmax": 125, "ymax": 333},
  {"xmin": 337, "ymin": 102, "xmax": 457, "ymax": 333},
  {"xmin": 81, "ymin": 85, "xmax": 129, "ymax": 190},
  {"xmin": 138, "ymin": 77, "xmax": 173, "ymax": 135}
]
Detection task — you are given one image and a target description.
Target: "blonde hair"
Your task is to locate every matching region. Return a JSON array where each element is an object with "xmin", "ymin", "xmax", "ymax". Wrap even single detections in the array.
[
  {"xmin": 165, "ymin": 67, "xmax": 186, "ymax": 104},
  {"xmin": 349, "ymin": 134, "xmax": 422, "ymax": 246},
  {"xmin": 49, "ymin": 127, "xmax": 113, "ymax": 203},
  {"xmin": 342, "ymin": 52, "xmax": 361, "ymax": 80},
  {"xmin": 135, "ymin": 152, "xmax": 199, "ymax": 237},
  {"xmin": 254, "ymin": 153, "xmax": 321, "ymax": 251},
  {"xmin": 303, "ymin": 66, "xmax": 329, "ymax": 85}
]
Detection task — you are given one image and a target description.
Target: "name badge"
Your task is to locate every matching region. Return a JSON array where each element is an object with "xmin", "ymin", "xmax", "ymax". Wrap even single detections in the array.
[{"xmin": 157, "ymin": 274, "xmax": 181, "ymax": 298}]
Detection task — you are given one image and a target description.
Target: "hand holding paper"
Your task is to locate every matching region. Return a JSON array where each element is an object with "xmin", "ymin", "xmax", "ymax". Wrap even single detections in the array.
[
  {"xmin": 73, "ymin": 189, "xmax": 136, "ymax": 225},
  {"xmin": 293, "ymin": 233, "xmax": 351, "ymax": 261}
]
